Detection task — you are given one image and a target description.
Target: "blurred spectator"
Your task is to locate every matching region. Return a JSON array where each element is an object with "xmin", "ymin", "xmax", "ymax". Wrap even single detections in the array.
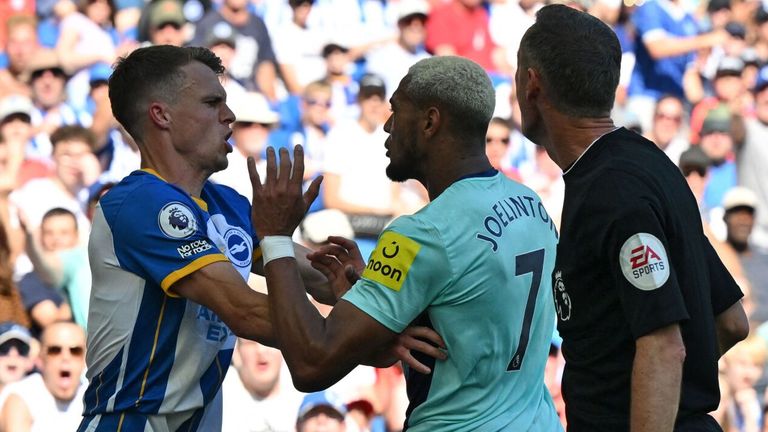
[
  {"xmin": 679, "ymin": 145, "xmax": 746, "ymax": 279},
  {"xmin": 0, "ymin": 14, "xmax": 47, "ymax": 99},
  {"xmin": 209, "ymin": 91, "xmax": 279, "ymax": 200},
  {"xmin": 487, "ymin": 0, "xmax": 539, "ymax": 72},
  {"xmin": 22, "ymin": 208, "xmax": 89, "ymax": 329},
  {"xmin": 699, "ymin": 107, "xmax": 738, "ymax": 211},
  {"xmin": 518, "ymin": 145, "xmax": 565, "ymax": 229},
  {"xmin": 272, "ymin": 80, "xmax": 333, "ymax": 213},
  {"xmin": 146, "ymin": 0, "xmax": 187, "ymax": 47},
  {"xmin": 689, "ymin": 56, "xmax": 748, "ymax": 144},
  {"xmin": 0, "ymin": 321, "xmax": 85, "ymax": 432},
  {"xmin": 740, "ymin": 48, "xmax": 760, "ymax": 104},
  {"xmin": 192, "ymin": 0, "xmax": 280, "ymax": 100},
  {"xmin": 754, "ymin": 6, "xmax": 768, "ymax": 63},
  {"xmin": 322, "ymin": 74, "xmax": 404, "ymax": 240},
  {"xmin": 221, "ymin": 339, "xmax": 305, "ymax": 432},
  {"xmin": 322, "ymin": 42, "xmax": 359, "ymax": 123},
  {"xmin": 0, "ymin": 98, "xmax": 38, "ymax": 254},
  {"xmin": 723, "ymin": 187, "xmax": 768, "ymax": 323},
  {"xmin": 54, "ymin": 0, "xmax": 119, "ymax": 112},
  {"xmin": 9, "ymin": 125, "xmax": 98, "ymax": 242},
  {"xmin": 273, "ymin": 0, "xmax": 327, "ymax": 95},
  {"xmin": 203, "ymin": 23, "xmax": 247, "ymax": 97},
  {"xmin": 0, "ymin": 215, "xmax": 30, "ymax": 328},
  {"xmin": 0, "ymin": 95, "xmax": 42, "ymax": 169},
  {"xmin": 645, "ymin": 94, "xmax": 689, "ymax": 164},
  {"xmin": 627, "ymin": 0, "xmax": 727, "ymax": 131},
  {"xmin": 296, "ymin": 392, "xmax": 347, "ymax": 432},
  {"xmin": 425, "ymin": 0, "xmax": 504, "ymax": 73},
  {"xmin": 680, "ymin": 145, "xmax": 711, "ymax": 210},
  {"xmin": 720, "ymin": 336, "xmax": 767, "ymax": 432},
  {"xmin": 485, "ymin": 117, "xmax": 521, "ymax": 180},
  {"xmin": 86, "ymin": 63, "xmax": 119, "ymax": 156},
  {"xmin": 26, "ymin": 54, "xmax": 92, "ymax": 159},
  {"xmin": 707, "ymin": 0, "xmax": 733, "ymax": 31},
  {"xmin": 292, "ymin": 81, "xmax": 332, "ymax": 183},
  {"xmin": 136, "ymin": 0, "xmax": 213, "ymax": 43},
  {"xmin": 738, "ymin": 65, "xmax": 768, "ymax": 249},
  {"xmin": 366, "ymin": 0, "xmax": 431, "ymax": 100},
  {"xmin": 0, "ymin": 322, "xmax": 34, "ymax": 394}
]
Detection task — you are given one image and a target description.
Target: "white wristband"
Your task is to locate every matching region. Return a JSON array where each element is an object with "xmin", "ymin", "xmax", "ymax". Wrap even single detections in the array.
[{"xmin": 260, "ymin": 236, "xmax": 295, "ymax": 266}]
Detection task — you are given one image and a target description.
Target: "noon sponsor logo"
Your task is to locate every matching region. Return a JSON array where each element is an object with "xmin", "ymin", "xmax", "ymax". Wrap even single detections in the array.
[{"xmin": 362, "ymin": 231, "xmax": 421, "ymax": 292}]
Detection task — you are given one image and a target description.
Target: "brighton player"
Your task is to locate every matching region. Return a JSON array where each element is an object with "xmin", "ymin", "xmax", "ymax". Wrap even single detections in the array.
[
  {"xmin": 77, "ymin": 45, "xmax": 436, "ymax": 432},
  {"xmin": 250, "ymin": 56, "xmax": 562, "ymax": 431}
]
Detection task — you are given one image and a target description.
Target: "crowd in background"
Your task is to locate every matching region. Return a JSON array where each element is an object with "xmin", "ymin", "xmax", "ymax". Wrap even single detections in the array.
[{"xmin": 0, "ymin": 0, "xmax": 766, "ymax": 430}]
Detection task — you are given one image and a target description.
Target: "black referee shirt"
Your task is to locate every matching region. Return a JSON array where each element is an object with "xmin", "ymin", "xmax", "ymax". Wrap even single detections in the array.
[{"xmin": 553, "ymin": 127, "xmax": 742, "ymax": 431}]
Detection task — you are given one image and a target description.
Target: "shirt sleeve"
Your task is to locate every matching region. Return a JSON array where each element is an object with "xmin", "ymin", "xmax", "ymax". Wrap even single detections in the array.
[
  {"xmin": 110, "ymin": 185, "xmax": 229, "ymax": 297},
  {"xmin": 632, "ymin": 2, "xmax": 666, "ymax": 42},
  {"xmin": 604, "ymin": 187, "xmax": 689, "ymax": 339},
  {"xmin": 253, "ymin": 17, "xmax": 277, "ymax": 64},
  {"xmin": 342, "ymin": 216, "xmax": 451, "ymax": 333},
  {"xmin": 704, "ymin": 237, "xmax": 744, "ymax": 315}
]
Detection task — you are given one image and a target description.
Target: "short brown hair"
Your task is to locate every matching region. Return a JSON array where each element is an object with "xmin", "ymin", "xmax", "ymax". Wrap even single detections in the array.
[{"xmin": 50, "ymin": 125, "xmax": 97, "ymax": 151}]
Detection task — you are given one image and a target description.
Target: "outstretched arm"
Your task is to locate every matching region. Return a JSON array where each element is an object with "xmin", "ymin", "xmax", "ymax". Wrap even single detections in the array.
[{"xmin": 250, "ymin": 147, "xmax": 445, "ymax": 389}]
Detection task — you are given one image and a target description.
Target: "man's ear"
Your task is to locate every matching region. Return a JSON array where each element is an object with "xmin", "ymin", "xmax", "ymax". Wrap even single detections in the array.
[
  {"xmin": 423, "ymin": 106, "xmax": 440, "ymax": 138},
  {"xmin": 149, "ymin": 102, "xmax": 172, "ymax": 130},
  {"xmin": 525, "ymin": 67, "xmax": 542, "ymax": 103}
]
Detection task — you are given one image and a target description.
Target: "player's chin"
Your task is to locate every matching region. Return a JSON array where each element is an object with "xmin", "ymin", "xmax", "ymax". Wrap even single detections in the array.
[{"xmin": 212, "ymin": 157, "xmax": 229, "ymax": 173}]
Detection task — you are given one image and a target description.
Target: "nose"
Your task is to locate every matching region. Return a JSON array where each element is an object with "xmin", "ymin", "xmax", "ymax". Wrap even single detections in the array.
[
  {"xmin": 384, "ymin": 113, "xmax": 393, "ymax": 133},
  {"xmin": 222, "ymin": 102, "xmax": 236, "ymax": 125}
]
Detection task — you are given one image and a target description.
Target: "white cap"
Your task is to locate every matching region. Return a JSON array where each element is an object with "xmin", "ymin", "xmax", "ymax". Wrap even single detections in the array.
[
  {"xmin": 301, "ymin": 209, "xmax": 354, "ymax": 245},
  {"xmin": 397, "ymin": 0, "xmax": 429, "ymax": 20},
  {"xmin": 0, "ymin": 95, "xmax": 33, "ymax": 122},
  {"xmin": 0, "ymin": 322, "xmax": 31, "ymax": 347},
  {"xmin": 723, "ymin": 186, "xmax": 758, "ymax": 212},
  {"xmin": 230, "ymin": 92, "xmax": 279, "ymax": 125}
]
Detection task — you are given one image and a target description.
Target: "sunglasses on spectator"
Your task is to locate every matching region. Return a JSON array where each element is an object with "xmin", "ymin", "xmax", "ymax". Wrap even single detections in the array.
[
  {"xmin": 0, "ymin": 340, "xmax": 30, "ymax": 356},
  {"xmin": 306, "ymin": 99, "xmax": 331, "ymax": 108},
  {"xmin": 654, "ymin": 113, "xmax": 682, "ymax": 123},
  {"xmin": 236, "ymin": 122, "xmax": 273, "ymax": 129},
  {"xmin": 681, "ymin": 165, "xmax": 707, "ymax": 177},
  {"xmin": 156, "ymin": 22, "xmax": 182, "ymax": 30},
  {"xmin": 46, "ymin": 345, "xmax": 85, "ymax": 357},
  {"xmin": 31, "ymin": 67, "xmax": 66, "ymax": 81},
  {"xmin": 486, "ymin": 136, "xmax": 510, "ymax": 144}
]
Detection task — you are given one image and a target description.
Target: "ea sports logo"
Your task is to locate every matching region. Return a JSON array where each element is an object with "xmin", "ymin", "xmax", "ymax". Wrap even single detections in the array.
[
  {"xmin": 158, "ymin": 202, "xmax": 197, "ymax": 239},
  {"xmin": 619, "ymin": 233, "xmax": 670, "ymax": 291}
]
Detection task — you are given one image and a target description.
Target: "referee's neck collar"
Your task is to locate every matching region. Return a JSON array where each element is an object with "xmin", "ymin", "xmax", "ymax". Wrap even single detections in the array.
[{"xmin": 562, "ymin": 127, "xmax": 620, "ymax": 175}]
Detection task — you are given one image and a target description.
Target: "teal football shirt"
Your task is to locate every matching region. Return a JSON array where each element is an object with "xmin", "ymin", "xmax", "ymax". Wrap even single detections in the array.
[{"xmin": 343, "ymin": 171, "xmax": 562, "ymax": 431}]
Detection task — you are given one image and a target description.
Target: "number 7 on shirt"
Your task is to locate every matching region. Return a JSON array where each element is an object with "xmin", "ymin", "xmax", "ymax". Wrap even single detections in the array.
[{"xmin": 508, "ymin": 248, "xmax": 545, "ymax": 372}]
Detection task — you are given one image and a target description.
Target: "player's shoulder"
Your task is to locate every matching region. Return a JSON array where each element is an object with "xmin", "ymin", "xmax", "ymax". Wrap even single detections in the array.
[
  {"xmin": 203, "ymin": 180, "xmax": 250, "ymax": 208},
  {"xmin": 99, "ymin": 170, "xmax": 200, "ymax": 223}
]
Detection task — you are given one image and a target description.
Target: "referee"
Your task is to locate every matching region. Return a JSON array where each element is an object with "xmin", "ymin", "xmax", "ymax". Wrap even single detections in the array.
[{"xmin": 516, "ymin": 5, "xmax": 749, "ymax": 432}]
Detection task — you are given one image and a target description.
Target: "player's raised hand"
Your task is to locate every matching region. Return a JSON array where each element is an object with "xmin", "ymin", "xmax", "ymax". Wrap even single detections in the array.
[
  {"xmin": 307, "ymin": 236, "xmax": 365, "ymax": 300},
  {"xmin": 248, "ymin": 146, "xmax": 322, "ymax": 237}
]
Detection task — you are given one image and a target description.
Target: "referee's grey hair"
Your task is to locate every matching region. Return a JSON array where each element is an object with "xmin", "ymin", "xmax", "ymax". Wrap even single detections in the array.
[{"xmin": 403, "ymin": 56, "xmax": 495, "ymax": 140}]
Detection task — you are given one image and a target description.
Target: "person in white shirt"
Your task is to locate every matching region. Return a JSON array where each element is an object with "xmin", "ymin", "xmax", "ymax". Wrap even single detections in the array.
[
  {"xmin": 0, "ymin": 321, "xmax": 86, "ymax": 432},
  {"xmin": 222, "ymin": 339, "xmax": 305, "ymax": 432}
]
